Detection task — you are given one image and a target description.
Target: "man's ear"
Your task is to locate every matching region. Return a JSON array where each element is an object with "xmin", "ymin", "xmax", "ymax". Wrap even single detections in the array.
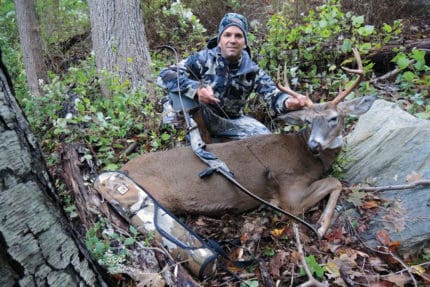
[{"xmin": 277, "ymin": 109, "xmax": 308, "ymax": 126}]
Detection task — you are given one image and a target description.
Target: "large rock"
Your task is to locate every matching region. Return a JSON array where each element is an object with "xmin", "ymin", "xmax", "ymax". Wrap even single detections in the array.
[{"xmin": 343, "ymin": 99, "xmax": 430, "ymax": 256}]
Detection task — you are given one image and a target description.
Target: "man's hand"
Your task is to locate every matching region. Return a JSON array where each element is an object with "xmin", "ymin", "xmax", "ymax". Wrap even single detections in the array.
[
  {"xmin": 284, "ymin": 95, "xmax": 309, "ymax": 111},
  {"xmin": 197, "ymin": 86, "xmax": 220, "ymax": 104}
]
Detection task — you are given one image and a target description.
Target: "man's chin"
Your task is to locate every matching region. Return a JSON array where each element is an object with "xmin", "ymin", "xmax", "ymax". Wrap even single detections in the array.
[{"xmin": 224, "ymin": 52, "xmax": 241, "ymax": 62}]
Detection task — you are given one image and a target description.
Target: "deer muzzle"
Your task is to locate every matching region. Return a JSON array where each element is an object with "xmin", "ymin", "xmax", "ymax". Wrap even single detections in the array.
[{"xmin": 308, "ymin": 139, "xmax": 322, "ymax": 155}]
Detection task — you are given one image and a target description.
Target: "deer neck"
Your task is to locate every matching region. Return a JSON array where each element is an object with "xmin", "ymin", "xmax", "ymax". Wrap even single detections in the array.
[{"xmin": 299, "ymin": 128, "xmax": 342, "ymax": 172}]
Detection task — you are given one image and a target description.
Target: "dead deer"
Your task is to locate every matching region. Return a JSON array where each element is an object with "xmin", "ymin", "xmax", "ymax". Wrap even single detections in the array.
[{"xmin": 120, "ymin": 48, "xmax": 376, "ymax": 237}]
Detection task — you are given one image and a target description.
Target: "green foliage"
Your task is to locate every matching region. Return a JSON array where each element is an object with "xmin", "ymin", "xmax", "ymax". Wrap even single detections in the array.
[
  {"xmin": 258, "ymin": 0, "xmax": 401, "ymax": 97},
  {"xmin": 262, "ymin": 246, "xmax": 276, "ymax": 257},
  {"xmin": 35, "ymin": 0, "xmax": 90, "ymax": 45},
  {"xmin": 330, "ymin": 146, "xmax": 351, "ymax": 180},
  {"xmin": 0, "ymin": 0, "xmax": 28, "ymax": 102},
  {"xmin": 85, "ymin": 218, "xmax": 146, "ymax": 273},
  {"xmin": 391, "ymin": 48, "xmax": 429, "ymax": 117},
  {"xmin": 85, "ymin": 218, "xmax": 155, "ymax": 273},
  {"xmin": 299, "ymin": 255, "xmax": 325, "ymax": 280},
  {"xmin": 142, "ymin": 1, "xmax": 206, "ymax": 54},
  {"xmin": 22, "ymin": 55, "xmax": 177, "ymax": 170}
]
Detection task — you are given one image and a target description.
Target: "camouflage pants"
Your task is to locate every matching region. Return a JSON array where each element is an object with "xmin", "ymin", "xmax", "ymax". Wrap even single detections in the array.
[
  {"xmin": 165, "ymin": 93, "xmax": 271, "ymax": 140},
  {"xmin": 200, "ymin": 105, "xmax": 271, "ymax": 140}
]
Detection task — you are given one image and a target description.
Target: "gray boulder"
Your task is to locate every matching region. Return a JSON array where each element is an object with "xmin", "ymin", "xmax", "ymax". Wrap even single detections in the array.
[{"xmin": 343, "ymin": 99, "xmax": 430, "ymax": 256}]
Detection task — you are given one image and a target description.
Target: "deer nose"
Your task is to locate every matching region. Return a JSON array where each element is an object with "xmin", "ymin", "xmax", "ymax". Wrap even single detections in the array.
[{"xmin": 308, "ymin": 140, "xmax": 322, "ymax": 154}]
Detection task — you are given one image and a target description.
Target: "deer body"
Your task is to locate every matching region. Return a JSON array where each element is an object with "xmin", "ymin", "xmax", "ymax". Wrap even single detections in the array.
[
  {"xmin": 121, "ymin": 49, "xmax": 375, "ymax": 236},
  {"xmin": 122, "ymin": 132, "xmax": 336, "ymax": 215}
]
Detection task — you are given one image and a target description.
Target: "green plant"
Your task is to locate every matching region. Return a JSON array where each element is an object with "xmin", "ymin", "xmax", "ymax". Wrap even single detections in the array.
[
  {"xmin": 391, "ymin": 48, "xmax": 429, "ymax": 118},
  {"xmin": 21, "ymin": 54, "xmax": 177, "ymax": 170},
  {"xmin": 258, "ymin": 0, "xmax": 401, "ymax": 98},
  {"xmin": 85, "ymin": 219, "xmax": 130, "ymax": 272},
  {"xmin": 299, "ymin": 255, "xmax": 325, "ymax": 280},
  {"xmin": 85, "ymin": 218, "xmax": 153, "ymax": 274},
  {"xmin": 262, "ymin": 246, "xmax": 276, "ymax": 257},
  {"xmin": 142, "ymin": 0, "xmax": 206, "ymax": 54},
  {"xmin": 330, "ymin": 146, "xmax": 351, "ymax": 180}
]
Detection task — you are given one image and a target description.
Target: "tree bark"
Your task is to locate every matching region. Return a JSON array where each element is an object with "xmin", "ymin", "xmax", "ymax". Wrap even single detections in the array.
[
  {"xmin": 14, "ymin": 0, "xmax": 48, "ymax": 96},
  {"xmin": 88, "ymin": 0, "xmax": 155, "ymax": 98},
  {"xmin": 0, "ymin": 50, "xmax": 105, "ymax": 286}
]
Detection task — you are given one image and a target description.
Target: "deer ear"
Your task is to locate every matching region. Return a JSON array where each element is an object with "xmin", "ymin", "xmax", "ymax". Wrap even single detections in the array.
[
  {"xmin": 278, "ymin": 109, "xmax": 308, "ymax": 126},
  {"xmin": 337, "ymin": 94, "xmax": 377, "ymax": 116}
]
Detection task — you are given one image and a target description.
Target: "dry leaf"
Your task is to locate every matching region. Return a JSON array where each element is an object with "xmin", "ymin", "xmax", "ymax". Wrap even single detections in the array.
[
  {"xmin": 388, "ymin": 241, "xmax": 400, "ymax": 252},
  {"xmin": 384, "ymin": 272, "xmax": 410, "ymax": 286},
  {"xmin": 376, "ymin": 229, "xmax": 391, "ymax": 246},
  {"xmin": 369, "ymin": 256, "xmax": 388, "ymax": 272},
  {"xmin": 411, "ymin": 265, "xmax": 426, "ymax": 276},
  {"xmin": 325, "ymin": 261, "xmax": 340, "ymax": 278},
  {"xmin": 406, "ymin": 171, "xmax": 422, "ymax": 183},
  {"xmin": 347, "ymin": 189, "xmax": 366, "ymax": 206},
  {"xmin": 270, "ymin": 227, "xmax": 285, "ymax": 237},
  {"xmin": 363, "ymin": 200, "xmax": 380, "ymax": 209}
]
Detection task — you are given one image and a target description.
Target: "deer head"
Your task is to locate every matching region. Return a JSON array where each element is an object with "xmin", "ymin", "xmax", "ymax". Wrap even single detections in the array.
[{"xmin": 276, "ymin": 48, "xmax": 375, "ymax": 154}]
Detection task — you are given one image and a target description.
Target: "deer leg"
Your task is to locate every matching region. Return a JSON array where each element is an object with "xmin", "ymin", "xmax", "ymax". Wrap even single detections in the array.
[
  {"xmin": 316, "ymin": 187, "xmax": 341, "ymax": 237},
  {"xmin": 300, "ymin": 177, "xmax": 342, "ymax": 237}
]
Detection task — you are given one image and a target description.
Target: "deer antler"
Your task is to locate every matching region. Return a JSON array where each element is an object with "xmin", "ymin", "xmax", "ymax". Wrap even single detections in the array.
[
  {"xmin": 331, "ymin": 48, "xmax": 364, "ymax": 105},
  {"xmin": 276, "ymin": 64, "xmax": 313, "ymax": 108}
]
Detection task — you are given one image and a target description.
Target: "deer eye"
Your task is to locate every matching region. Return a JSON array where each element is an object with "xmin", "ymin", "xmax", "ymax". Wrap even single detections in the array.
[{"xmin": 329, "ymin": 116, "xmax": 339, "ymax": 123}]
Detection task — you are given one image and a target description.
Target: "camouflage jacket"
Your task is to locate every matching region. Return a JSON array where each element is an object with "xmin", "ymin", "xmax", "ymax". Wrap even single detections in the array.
[{"xmin": 156, "ymin": 46, "xmax": 289, "ymax": 118}]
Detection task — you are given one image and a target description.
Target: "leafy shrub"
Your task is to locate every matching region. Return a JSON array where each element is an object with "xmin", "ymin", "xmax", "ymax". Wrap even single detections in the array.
[
  {"xmin": 23, "ymin": 55, "xmax": 178, "ymax": 170},
  {"xmin": 258, "ymin": 0, "xmax": 402, "ymax": 96}
]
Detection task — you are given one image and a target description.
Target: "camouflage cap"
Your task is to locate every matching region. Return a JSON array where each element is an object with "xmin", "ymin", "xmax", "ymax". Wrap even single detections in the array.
[{"xmin": 217, "ymin": 13, "xmax": 249, "ymax": 44}]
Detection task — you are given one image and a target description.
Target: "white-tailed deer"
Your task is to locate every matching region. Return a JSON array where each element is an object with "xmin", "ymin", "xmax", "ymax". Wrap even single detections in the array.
[{"xmin": 121, "ymin": 48, "xmax": 376, "ymax": 236}]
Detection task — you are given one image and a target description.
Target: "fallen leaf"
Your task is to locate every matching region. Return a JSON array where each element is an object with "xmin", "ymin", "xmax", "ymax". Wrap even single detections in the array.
[
  {"xmin": 325, "ymin": 261, "xmax": 340, "ymax": 278},
  {"xmin": 363, "ymin": 200, "xmax": 380, "ymax": 209},
  {"xmin": 270, "ymin": 227, "xmax": 284, "ymax": 237},
  {"xmin": 411, "ymin": 265, "xmax": 426, "ymax": 276},
  {"xmin": 347, "ymin": 189, "xmax": 366, "ymax": 206},
  {"xmin": 406, "ymin": 171, "xmax": 422, "ymax": 183},
  {"xmin": 269, "ymin": 250, "xmax": 289, "ymax": 278},
  {"xmin": 376, "ymin": 229, "xmax": 391, "ymax": 246},
  {"xmin": 384, "ymin": 272, "xmax": 410, "ymax": 286},
  {"xmin": 325, "ymin": 227, "xmax": 344, "ymax": 242},
  {"xmin": 369, "ymin": 256, "xmax": 388, "ymax": 272},
  {"xmin": 388, "ymin": 241, "xmax": 400, "ymax": 252}
]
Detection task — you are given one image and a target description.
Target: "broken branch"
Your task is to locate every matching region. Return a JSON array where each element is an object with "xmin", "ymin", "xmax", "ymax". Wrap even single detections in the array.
[
  {"xmin": 356, "ymin": 179, "xmax": 430, "ymax": 193},
  {"xmin": 293, "ymin": 224, "xmax": 329, "ymax": 287}
]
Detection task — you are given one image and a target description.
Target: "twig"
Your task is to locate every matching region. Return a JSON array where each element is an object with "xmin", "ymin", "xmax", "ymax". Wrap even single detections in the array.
[
  {"xmin": 293, "ymin": 224, "xmax": 329, "ymax": 287},
  {"xmin": 356, "ymin": 180, "xmax": 430, "ymax": 193},
  {"xmin": 370, "ymin": 60, "xmax": 415, "ymax": 83}
]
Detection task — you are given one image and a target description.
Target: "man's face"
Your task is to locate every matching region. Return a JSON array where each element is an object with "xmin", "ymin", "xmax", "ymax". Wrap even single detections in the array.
[{"xmin": 218, "ymin": 26, "xmax": 246, "ymax": 62}]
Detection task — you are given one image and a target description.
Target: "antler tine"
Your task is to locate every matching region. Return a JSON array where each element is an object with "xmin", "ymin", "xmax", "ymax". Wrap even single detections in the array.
[
  {"xmin": 331, "ymin": 47, "xmax": 364, "ymax": 105},
  {"xmin": 276, "ymin": 64, "xmax": 313, "ymax": 107}
]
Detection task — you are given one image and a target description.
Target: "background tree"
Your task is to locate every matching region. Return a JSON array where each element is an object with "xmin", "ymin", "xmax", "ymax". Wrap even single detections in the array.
[
  {"xmin": 14, "ymin": 0, "xmax": 48, "ymax": 96},
  {"xmin": 88, "ymin": 0, "xmax": 154, "ymax": 98}
]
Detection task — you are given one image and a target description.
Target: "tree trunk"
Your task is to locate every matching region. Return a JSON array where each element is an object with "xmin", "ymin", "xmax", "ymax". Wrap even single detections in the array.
[
  {"xmin": 14, "ymin": 0, "xmax": 48, "ymax": 96},
  {"xmin": 0, "ymin": 50, "xmax": 105, "ymax": 286},
  {"xmin": 88, "ymin": 0, "xmax": 155, "ymax": 98}
]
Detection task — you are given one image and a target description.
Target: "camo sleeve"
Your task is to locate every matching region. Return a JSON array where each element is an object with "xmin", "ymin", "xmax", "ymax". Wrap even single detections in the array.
[
  {"xmin": 156, "ymin": 58, "xmax": 201, "ymax": 100},
  {"xmin": 254, "ymin": 68, "xmax": 289, "ymax": 115}
]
